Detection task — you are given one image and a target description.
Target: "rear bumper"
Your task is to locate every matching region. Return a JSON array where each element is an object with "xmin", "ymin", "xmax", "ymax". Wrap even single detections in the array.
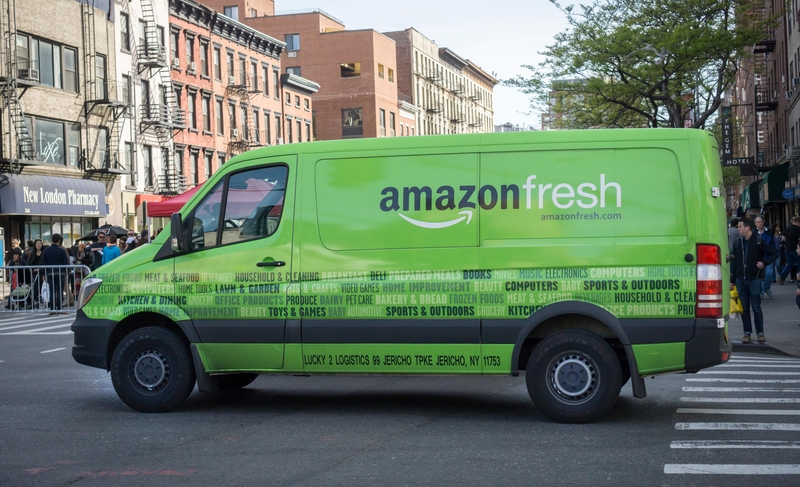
[
  {"xmin": 685, "ymin": 318, "xmax": 731, "ymax": 372},
  {"xmin": 71, "ymin": 309, "xmax": 114, "ymax": 370}
]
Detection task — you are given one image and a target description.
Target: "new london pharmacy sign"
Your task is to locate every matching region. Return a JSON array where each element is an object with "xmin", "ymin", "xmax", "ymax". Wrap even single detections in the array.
[{"xmin": 0, "ymin": 175, "xmax": 107, "ymax": 217}]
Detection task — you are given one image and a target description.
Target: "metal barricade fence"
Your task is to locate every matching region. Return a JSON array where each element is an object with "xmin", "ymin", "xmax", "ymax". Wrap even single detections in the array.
[{"xmin": 0, "ymin": 265, "xmax": 92, "ymax": 314}]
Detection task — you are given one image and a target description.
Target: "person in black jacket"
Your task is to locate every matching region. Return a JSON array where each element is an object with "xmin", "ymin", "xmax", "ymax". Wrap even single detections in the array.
[
  {"xmin": 42, "ymin": 233, "xmax": 70, "ymax": 315},
  {"xmin": 730, "ymin": 217, "xmax": 778, "ymax": 343}
]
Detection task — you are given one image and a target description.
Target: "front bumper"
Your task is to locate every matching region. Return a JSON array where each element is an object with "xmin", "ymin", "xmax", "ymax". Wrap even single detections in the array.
[{"xmin": 71, "ymin": 309, "xmax": 115, "ymax": 370}]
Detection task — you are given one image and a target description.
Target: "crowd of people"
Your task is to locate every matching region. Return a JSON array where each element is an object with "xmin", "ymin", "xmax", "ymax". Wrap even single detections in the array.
[{"xmin": 3, "ymin": 229, "xmax": 152, "ymax": 314}]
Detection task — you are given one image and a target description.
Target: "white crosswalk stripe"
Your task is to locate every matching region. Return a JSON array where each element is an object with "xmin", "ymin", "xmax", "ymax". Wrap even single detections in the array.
[
  {"xmin": 665, "ymin": 354, "xmax": 800, "ymax": 477},
  {"xmin": 0, "ymin": 314, "xmax": 74, "ymax": 335}
]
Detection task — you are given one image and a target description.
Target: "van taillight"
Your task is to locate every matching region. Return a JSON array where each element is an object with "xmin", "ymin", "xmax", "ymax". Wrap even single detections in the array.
[{"xmin": 696, "ymin": 244, "xmax": 722, "ymax": 319}]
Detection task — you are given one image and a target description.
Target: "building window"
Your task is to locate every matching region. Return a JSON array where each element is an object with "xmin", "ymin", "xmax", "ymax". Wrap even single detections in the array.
[
  {"xmin": 304, "ymin": 98, "xmax": 309, "ymax": 110},
  {"xmin": 342, "ymin": 108, "xmax": 363, "ymax": 137},
  {"xmin": 285, "ymin": 34, "xmax": 300, "ymax": 51},
  {"xmin": 202, "ymin": 95, "xmax": 211, "ymax": 131},
  {"xmin": 297, "ymin": 120, "xmax": 302, "ymax": 143},
  {"xmin": 241, "ymin": 106, "xmax": 249, "ymax": 140},
  {"xmin": 124, "ymin": 142, "xmax": 134, "ymax": 185},
  {"xmin": 95, "ymin": 54, "xmax": 107, "ymax": 99},
  {"xmin": 250, "ymin": 61, "xmax": 258, "ymax": 91},
  {"xmin": 379, "ymin": 109, "xmax": 386, "ymax": 137},
  {"xmin": 223, "ymin": 6, "xmax": 239, "ymax": 21},
  {"xmin": 285, "ymin": 91, "xmax": 291, "ymax": 106},
  {"xmin": 98, "ymin": 127, "xmax": 109, "ymax": 168},
  {"xmin": 185, "ymin": 35, "xmax": 195, "ymax": 69},
  {"xmin": 262, "ymin": 65, "xmax": 269, "ymax": 96},
  {"xmin": 170, "ymin": 31, "xmax": 179, "ymax": 64},
  {"xmin": 204, "ymin": 152, "xmax": 212, "ymax": 180},
  {"xmin": 341, "ymin": 62, "xmax": 361, "ymax": 78},
  {"xmin": 213, "ymin": 47, "xmax": 221, "ymax": 80},
  {"xmin": 200, "ymin": 41, "xmax": 209, "ymax": 76},
  {"xmin": 286, "ymin": 66, "xmax": 301, "ymax": 76},
  {"xmin": 389, "ymin": 112, "xmax": 396, "ymax": 137},
  {"xmin": 249, "ymin": 8, "xmax": 257, "ymax": 17},
  {"xmin": 187, "ymin": 91, "xmax": 196, "ymax": 129},
  {"xmin": 218, "ymin": 153, "xmax": 226, "ymax": 167},
  {"xmin": 378, "ymin": 63, "xmax": 384, "ymax": 78},
  {"xmin": 216, "ymin": 98, "xmax": 224, "ymax": 135},
  {"xmin": 226, "ymin": 51, "xmax": 234, "ymax": 80},
  {"xmin": 305, "ymin": 123, "xmax": 311, "ymax": 142},
  {"xmin": 121, "ymin": 74, "xmax": 131, "ymax": 106},
  {"xmin": 275, "ymin": 114, "xmax": 281, "ymax": 142},
  {"xmin": 287, "ymin": 118, "xmax": 293, "ymax": 143},
  {"xmin": 68, "ymin": 123, "xmax": 80, "ymax": 167},
  {"xmin": 295, "ymin": 95, "xmax": 300, "ymax": 108},
  {"xmin": 264, "ymin": 112, "xmax": 271, "ymax": 144},
  {"xmin": 388, "ymin": 68, "xmax": 394, "ymax": 83},
  {"xmin": 143, "ymin": 145, "xmax": 153, "ymax": 188},
  {"xmin": 239, "ymin": 56, "xmax": 247, "ymax": 85},
  {"xmin": 120, "ymin": 13, "xmax": 131, "ymax": 52},
  {"xmin": 253, "ymin": 110, "xmax": 260, "ymax": 143},
  {"xmin": 63, "ymin": 47, "xmax": 77, "ymax": 92},
  {"xmin": 228, "ymin": 103, "xmax": 236, "ymax": 133},
  {"xmin": 190, "ymin": 151, "xmax": 198, "ymax": 185}
]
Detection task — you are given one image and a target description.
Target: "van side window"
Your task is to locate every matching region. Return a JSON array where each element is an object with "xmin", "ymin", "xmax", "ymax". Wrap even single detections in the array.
[
  {"xmin": 190, "ymin": 181, "xmax": 225, "ymax": 250},
  {"xmin": 221, "ymin": 165, "xmax": 287, "ymax": 245}
]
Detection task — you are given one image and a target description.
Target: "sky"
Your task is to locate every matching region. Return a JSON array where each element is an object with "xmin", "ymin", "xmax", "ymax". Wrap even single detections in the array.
[{"xmin": 274, "ymin": 0, "xmax": 574, "ymax": 129}]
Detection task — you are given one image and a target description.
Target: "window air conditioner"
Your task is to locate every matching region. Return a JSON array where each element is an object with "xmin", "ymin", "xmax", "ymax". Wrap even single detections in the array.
[
  {"xmin": 276, "ymin": 138, "xmax": 284, "ymax": 145},
  {"xmin": 794, "ymin": 78, "xmax": 800, "ymax": 87},
  {"xmin": 171, "ymin": 58, "xmax": 180, "ymax": 68},
  {"xmin": 18, "ymin": 68, "xmax": 40, "ymax": 82},
  {"xmin": 788, "ymin": 90, "xmax": 794, "ymax": 101},
  {"xmin": 228, "ymin": 76, "xmax": 236, "ymax": 85},
  {"xmin": 190, "ymin": 62, "xmax": 196, "ymax": 71},
  {"xmin": 231, "ymin": 128, "xmax": 239, "ymax": 138},
  {"xmin": 787, "ymin": 146, "xmax": 800, "ymax": 159}
]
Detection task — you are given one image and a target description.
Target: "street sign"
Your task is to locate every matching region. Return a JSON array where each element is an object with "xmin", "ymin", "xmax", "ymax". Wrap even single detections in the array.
[
  {"xmin": 783, "ymin": 189, "xmax": 794, "ymax": 199},
  {"xmin": 722, "ymin": 121, "xmax": 733, "ymax": 161},
  {"xmin": 722, "ymin": 156, "xmax": 754, "ymax": 167}
]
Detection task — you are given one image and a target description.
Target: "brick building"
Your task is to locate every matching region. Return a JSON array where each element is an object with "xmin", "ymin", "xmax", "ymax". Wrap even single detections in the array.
[{"xmin": 198, "ymin": 0, "xmax": 413, "ymax": 140}]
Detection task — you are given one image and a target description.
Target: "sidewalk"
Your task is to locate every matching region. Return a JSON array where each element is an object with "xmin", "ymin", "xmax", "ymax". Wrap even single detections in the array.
[{"xmin": 732, "ymin": 278, "xmax": 800, "ymax": 357}]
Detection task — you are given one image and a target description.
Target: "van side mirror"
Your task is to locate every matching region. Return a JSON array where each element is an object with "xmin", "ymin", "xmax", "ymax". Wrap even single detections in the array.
[{"xmin": 170, "ymin": 213, "xmax": 189, "ymax": 252}]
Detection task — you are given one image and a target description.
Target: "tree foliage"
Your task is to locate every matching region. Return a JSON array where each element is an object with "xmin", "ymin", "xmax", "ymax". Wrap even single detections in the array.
[{"xmin": 506, "ymin": 0, "xmax": 776, "ymax": 129}]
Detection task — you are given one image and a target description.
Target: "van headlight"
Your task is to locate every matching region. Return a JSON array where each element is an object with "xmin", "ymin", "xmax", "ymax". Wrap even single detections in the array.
[{"xmin": 77, "ymin": 278, "xmax": 103, "ymax": 310}]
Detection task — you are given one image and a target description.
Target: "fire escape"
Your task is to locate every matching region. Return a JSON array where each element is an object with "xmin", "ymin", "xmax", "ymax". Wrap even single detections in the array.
[
  {"xmin": 81, "ymin": 1, "xmax": 127, "ymax": 177},
  {"xmin": 0, "ymin": 0, "xmax": 35, "ymax": 171},
  {"xmin": 226, "ymin": 69, "xmax": 262, "ymax": 156},
  {"xmin": 137, "ymin": 0, "xmax": 186, "ymax": 195},
  {"xmin": 752, "ymin": 3, "xmax": 778, "ymax": 169}
]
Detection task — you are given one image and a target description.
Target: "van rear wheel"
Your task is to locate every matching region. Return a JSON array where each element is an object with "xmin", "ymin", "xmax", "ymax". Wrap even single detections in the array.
[
  {"xmin": 111, "ymin": 327, "xmax": 196, "ymax": 413},
  {"xmin": 526, "ymin": 330, "xmax": 622, "ymax": 423}
]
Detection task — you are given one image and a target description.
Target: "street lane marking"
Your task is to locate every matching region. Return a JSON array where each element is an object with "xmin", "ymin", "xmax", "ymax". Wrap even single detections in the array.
[
  {"xmin": 23, "ymin": 330, "xmax": 73, "ymax": 335},
  {"xmin": 683, "ymin": 387, "xmax": 800, "ymax": 392},
  {"xmin": 675, "ymin": 422, "xmax": 800, "ymax": 430},
  {"xmin": 718, "ymin": 364, "xmax": 800, "ymax": 368},
  {"xmin": 40, "ymin": 347, "xmax": 66, "ymax": 354},
  {"xmin": 3, "ymin": 324, "xmax": 73, "ymax": 335},
  {"xmin": 677, "ymin": 408, "xmax": 800, "ymax": 415},
  {"xmin": 670, "ymin": 440, "xmax": 800, "ymax": 449},
  {"xmin": 680, "ymin": 397, "xmax": 800, "ymax": 403},
  {"xmin": 686, "ymin": 378, "xmax": 800, "ymax": 383},
  {"xmin": 0, "ymin": 318, "xmax": 74, "ymax": 332},
  {"xmin": 729, "ymin": 357, "xmax": 800, "ymax": 362},
  {"xmin": 664, "ymin": 464, "xmax": 800, "ymax": 475},
  {"xmin": 698, "ymin": 371, "xmax": 800, "ymax": 375}
]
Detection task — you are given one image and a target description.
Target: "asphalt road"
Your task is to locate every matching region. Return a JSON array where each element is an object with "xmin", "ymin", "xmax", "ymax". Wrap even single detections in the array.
[{"xmin": 1, "ymin": 317, "xmax": 799, "ymax": 486}]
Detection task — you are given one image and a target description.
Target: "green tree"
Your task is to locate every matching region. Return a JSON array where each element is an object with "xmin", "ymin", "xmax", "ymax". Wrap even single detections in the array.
[{"xmin": 507, "ymin": 0, "xmax": 777, "ymax": 129}]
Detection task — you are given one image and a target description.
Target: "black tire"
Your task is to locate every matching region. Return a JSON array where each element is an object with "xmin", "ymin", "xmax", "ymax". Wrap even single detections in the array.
[
  {"xmin": 620, "ymin": 363, "xmax": 631, "ymax": 387},
  {"xmin": 526, "ymin": 330, "xmax": 622, "ymax": 423},
  {"xmin": 217, "ymin": 373, "xmax": 259, "ymax": 391},
  {"xmin": 111, "ymin": 327, "xmax": 196, "ymax": 413}
]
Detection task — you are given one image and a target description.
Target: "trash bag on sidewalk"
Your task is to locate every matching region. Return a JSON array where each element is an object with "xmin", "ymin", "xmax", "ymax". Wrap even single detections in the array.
[{"xmin": 730, "ymin": 287, "xmax": 743, "ymax": 320}]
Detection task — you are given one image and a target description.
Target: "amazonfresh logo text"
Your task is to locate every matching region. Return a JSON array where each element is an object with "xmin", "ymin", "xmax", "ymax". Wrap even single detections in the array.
[{"xmin": 380, "ymin": 174, "xmax": 621, "ymax": 228}]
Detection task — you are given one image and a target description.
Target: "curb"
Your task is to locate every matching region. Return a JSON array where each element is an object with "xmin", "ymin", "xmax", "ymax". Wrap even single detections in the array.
[{"xmin": 731, "ymin": 341, "xmax": 793, "ymax": 357}]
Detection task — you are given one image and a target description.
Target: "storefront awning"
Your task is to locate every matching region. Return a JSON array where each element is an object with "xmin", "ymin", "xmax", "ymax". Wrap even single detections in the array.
[
  {"xmin": 0, "ymin": 174, "xmax": 107, "ymax": 217},
  {"xmin": 743, "ymin": 180, "xmax": 760, "ymax": 210},
  {"xmin": 759, "ymin": 163, "xmax": 789, "ymax": 205}
]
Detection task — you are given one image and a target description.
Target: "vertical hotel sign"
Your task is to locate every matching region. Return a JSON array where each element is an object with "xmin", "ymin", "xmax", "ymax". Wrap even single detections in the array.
[{"xmin": 721, "ymin": 105, "xmax": 733, "ymax": 161}]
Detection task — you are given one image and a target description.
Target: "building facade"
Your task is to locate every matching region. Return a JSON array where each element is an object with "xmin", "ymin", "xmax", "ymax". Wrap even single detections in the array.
[
  {"xmin": 0, "ymin": 0, "xmax": 117, "ymax": 250},
  {"xmin": 384, "ymin": 28, "xmax": 496, "ymax": 136}
]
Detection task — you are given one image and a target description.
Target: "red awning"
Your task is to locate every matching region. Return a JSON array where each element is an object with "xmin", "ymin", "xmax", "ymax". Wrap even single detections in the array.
[
  {"xmin": 146, "ymin": 184, "xmax": 203, "ymax": 217},
  {"xmin": 135, "ymin": 194, "xmax": 164, "ymax": 208}
]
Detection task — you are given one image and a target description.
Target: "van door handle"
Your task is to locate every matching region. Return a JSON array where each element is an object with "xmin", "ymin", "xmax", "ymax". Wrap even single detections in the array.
[{"xmin": 257, "ymin": 261, "xmax": 285, "ymax": 267}]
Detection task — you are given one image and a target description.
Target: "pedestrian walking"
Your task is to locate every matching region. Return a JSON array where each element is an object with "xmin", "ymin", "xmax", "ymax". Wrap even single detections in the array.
[
  {"xmin": 728, "ymin": 218, "xmax": 739, "ymax": 253},
  {"xmin": 780, "ymin": 216, "xmax": 800, "ymax": 284},
  {"xmin": 730, "ymin": 217, "xmax": 779, "ymax": 343},
  {"xmin": 42, "ymin": 234, "xmax": 69, "ymax": 315},
  {"xmin": 88, "ymin": 232, "xmax": 106, "ymax": 271},
  {"xmin": 756, "ymin": 216, "xmax": 775, "ymax": 297},
  {"xmin": 137, "ymin": 229, "xmax": 149, "ymax": 246},
  {"xmin": 101, "ymin": 235, "xmax": 121, "ymax": 265}
]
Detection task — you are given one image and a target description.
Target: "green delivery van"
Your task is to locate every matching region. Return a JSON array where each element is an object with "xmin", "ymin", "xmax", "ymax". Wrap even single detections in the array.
[{"xmin": 72, "ymin": 128, "xmax": 731, "ymax": 423}]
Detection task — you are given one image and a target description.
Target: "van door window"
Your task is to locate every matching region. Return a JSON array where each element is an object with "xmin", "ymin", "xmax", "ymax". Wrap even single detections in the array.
[
  {"xmin": 221, "ymin": 165, "xmax": 287, "ymax": 245},
  {"xmin": 189, "ymin": 181, "xmax": 224, "ymax": 250}
]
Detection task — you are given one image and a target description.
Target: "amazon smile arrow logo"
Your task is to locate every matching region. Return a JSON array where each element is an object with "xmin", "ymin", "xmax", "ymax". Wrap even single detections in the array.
[{"xmin": 398, "ymin": 210, "xmax": 473, "ymax": 229}]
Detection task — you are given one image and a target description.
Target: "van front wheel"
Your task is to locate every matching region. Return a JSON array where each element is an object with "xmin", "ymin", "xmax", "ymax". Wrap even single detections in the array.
[
  {"xmin": 526, "ymin": 330, "xmax": 622, "ymax": 423},
  {"xmin": 111, "ymin": 327, "xmax": 196, "ymax": 413}
]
